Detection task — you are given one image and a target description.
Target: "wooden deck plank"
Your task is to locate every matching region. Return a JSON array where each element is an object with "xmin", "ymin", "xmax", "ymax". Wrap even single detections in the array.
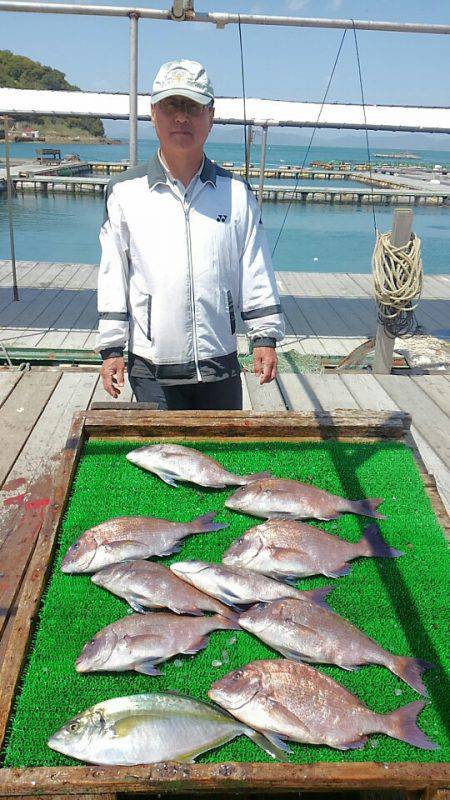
[
  {"xmin": 347, "ymin": 273, "xmax": 373, "ymax": 296},
  {"xmin": 29, "ymin": 261, "xmax": 70, "ymax": 289},
  {"xmin": 0, "ymin": 288, "xmax": 46, "ymax": 329},
  {"xmin": 241, "ymin": 372, "xmax": 252, "ymax": 410},
  {"xmin": 0, "ymin": 369, "xmax": 61, "ymax": 486},
  {"xmin": 302, "ymin": 273, "xmax": 373, "ymax": 337},
  {"xmin": 275, "ymin": 274, "xmax": 312, "ymax": 336},
  {"xmin": 341, "ymin": 374, "xmax": 399, "ymax": 411},
  {"xmin": 0, "ymin": 371, "xmax": 24, "ymax": 409},
  {"xmin": 317, "ymin": 273, "xmax": 377, "ymax": 334},
  {"xmin": 279, "ymin": 274, "xmax": 335, "ymax": 342},
  {"xmin": 37, "ymin": 289, "xmax": 96, "ymax": 348},
  {"xmin": 11, "ymin": 261, "xmax": 60, "ymax": 288},
  {"xmin": 0, "ymin": 287, "xmax": 25, "ymax": 315},
  {"xmin": 376, "ymin": 375, "xmax": 450, "ymax": 467},
  {"xmin": 282, "ymin": 272, "xmax": 352, "ymax": 341},
  {"xmin": 423, "ymin": 274, "xmax": 450, "ymax": 299},
  {"xmin": 64, "ymin": 263, "xmax": 98, "ymax": 291},
  {"xmin": 411, "ymin": 375, "xmax": 450, "ymax": 418},
  {"xmin": 245, "ymin": 371, "xmax": 286, "ymax": 411},
  {"xmin": 0, "ymin": 261, "xmax": 38, "ymax": 287},
  {"xmin": 12, "ymin": 288, "xmax": 92, "ymax": 349},
  {"xmin": 0, "ymin": 371, "xmax": 99, "ymax": 644},
  {"xmin": 0, "ymin": 288, "xmax": 62, "ymax": 333},
  {"xmin": 343, "ymin": 374, "xmax": 450, "ymax": 511},
  {"xmin": 299, "ymin": 374, "xmax": 361, "ymax": 410},
  {"xmin": 276, "ymin": 373, "xmax": 323, "ymax": 411}
]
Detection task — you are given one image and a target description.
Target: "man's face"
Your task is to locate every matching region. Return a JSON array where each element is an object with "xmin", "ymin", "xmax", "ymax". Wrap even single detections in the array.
[{"xmin": 152, "ymin": 95, "xmax": 214, "ymax": 155}]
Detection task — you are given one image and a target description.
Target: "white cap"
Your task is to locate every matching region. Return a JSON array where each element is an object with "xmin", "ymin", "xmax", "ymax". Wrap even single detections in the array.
[{"xmin": 151, "ymin": 59, "xmax": 214, "ymax": 106}]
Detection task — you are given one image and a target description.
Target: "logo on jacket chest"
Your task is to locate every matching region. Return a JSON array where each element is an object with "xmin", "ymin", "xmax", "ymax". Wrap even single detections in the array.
[{"xmin": 216, "ymin": 214, "xmax": 228, "ymax": 222}]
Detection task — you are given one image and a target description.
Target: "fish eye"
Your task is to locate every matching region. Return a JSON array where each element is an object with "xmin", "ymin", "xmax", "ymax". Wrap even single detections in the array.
[
  {"xmin": 233, "ymin": 670, "xmax": 244, "ymax": 680},
  {"xmin": 71, "ymin": 543, "xmax": 79, "ymax": 551},
  {"xmin": 69, "ymin": 722, "xmax": 80, "ymax": 732}
]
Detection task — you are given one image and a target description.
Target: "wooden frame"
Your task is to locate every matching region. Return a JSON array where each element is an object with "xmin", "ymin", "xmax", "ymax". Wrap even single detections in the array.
[{"xmin": 0, "ymin": 409, "xmax": 448, "ymax": 799}]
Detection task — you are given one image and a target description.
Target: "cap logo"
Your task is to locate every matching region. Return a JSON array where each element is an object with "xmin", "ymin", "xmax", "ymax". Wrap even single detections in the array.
[{"xmin": 172, "ymin": 71, "xmax": 185, "ymax": 84}]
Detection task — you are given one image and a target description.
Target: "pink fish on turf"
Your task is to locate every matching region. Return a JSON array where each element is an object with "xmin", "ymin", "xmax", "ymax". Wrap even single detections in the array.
[
  {"xmin": 209, "ymin": 660, "xmax": 437, "ymax": 751},
  {"xmin": 239, "ymin": 598, "xmax": 433, "ymax": 696},
  {"xmin": 61, "ymin": 512, "xmax": 227, "ymax": 573},
  {"xmin": 223, "ymin": 520, "xmax": 401, "ymax": 579},
  {"xmin": 225, "ymin": 478, "xmax": 386, "ymax": 521}
]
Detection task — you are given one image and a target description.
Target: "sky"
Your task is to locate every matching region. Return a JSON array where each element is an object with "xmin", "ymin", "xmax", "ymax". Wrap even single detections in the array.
[{"xmin": 2, "ymin": 0, "xmax": 450, "ymax": 146}]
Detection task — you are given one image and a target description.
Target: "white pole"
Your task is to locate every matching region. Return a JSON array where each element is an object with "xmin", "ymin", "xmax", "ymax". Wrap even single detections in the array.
[
  {"xmin": 245, "ymin": 123, "xmax": 252, "ymax": 180},
  {"xmin": 129, "ymin": 12, "xmax": 139, "ymax": 167},
  {"xmin": 258, "ymin": 124, "xmax": 268, "ymax": 208},
  {"xmin": 3, "ymin": 114, "xmax": 19, "ymax": 301},
  {"xmin": 373, "ymin": 208, "xmax": 413, "ymax": 374}
]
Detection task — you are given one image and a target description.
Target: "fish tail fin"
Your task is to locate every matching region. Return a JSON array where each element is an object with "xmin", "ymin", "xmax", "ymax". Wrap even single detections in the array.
[
  {"xmin": 214, "ymin": 613, "xmax": 241, "ymax": 630},
  {"xmin": 390, "ymin": 656, "xmax": 434, "ymax": 696},
  {"xmin": 381, "ymin": 701, "xmax": 438, "ymax": 750},
  {"xmin": 358, "ymin": 523, "xmax": 404, "ymax": 559},
  {"xmin": 301, "ymin": 585, "xmax": 334, "ymax": 611},
  {"xmin": 246, "ymin": 728, "xmax": 291, "ymax": 760},
  {"xmin": 190, "ymin": 512, "xmax": 228, "ymax": 533},
  {"xmin": 346, "ymin": 498, "xmax": 387, "ymax": 520},
  {"xmin": 241, "ymin": 470, "xmax": 272, "ymax": 485}
]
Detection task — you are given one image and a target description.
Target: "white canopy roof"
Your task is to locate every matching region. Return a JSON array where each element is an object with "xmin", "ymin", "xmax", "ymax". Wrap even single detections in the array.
[{"xmin": 1, "ymin": 88, "xmax": 449, "ymax": 133}]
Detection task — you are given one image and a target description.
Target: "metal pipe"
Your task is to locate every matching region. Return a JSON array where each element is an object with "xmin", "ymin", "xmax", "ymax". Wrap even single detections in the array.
[
  {"xmin": 129, "ymin": 12, "xmax": 139, "ymax": 166},
  {"xmin": 3, "ymin": 115, "xmax": 19, "ymax": 301},
  {"xmin": 0, "ymin": 1, "xmax": 169, "ymax": 17},
  {"xmin": 1, "ymin": 2, "xmax": 450, "ymax": 34},
  {"xmin": 245, "ymin": 123, "xmax": 252, "ymax": 181},
  {"xmin": 192, "ymin": 13, "xmax": 450, "ymax": 35},
  {"xmin": 258, "ymin": 124, "xmax": 268, "ymax": 208}
]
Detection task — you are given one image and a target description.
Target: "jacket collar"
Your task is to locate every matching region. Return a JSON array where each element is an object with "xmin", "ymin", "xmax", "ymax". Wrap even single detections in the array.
[{"xmin": 147, "ymin": 152, "xmax": 216, "ymax": 190}]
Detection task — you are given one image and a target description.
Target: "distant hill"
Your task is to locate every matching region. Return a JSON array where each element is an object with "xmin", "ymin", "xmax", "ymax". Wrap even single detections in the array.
[{"xmin": 0, "ymin": 50, "xmax": 105, "ymax": 139}]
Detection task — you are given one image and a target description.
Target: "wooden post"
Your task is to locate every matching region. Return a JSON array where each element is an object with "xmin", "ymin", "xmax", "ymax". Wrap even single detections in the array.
[{"xmin": 373, "ymin": 207, "xmax": 413, "ymax": 374}]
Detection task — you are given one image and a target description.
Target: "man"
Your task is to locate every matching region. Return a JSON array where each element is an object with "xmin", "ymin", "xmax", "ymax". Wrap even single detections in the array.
[{"xmin": 97, "ymin": 59, "xmax": 284, "ymax": 409}]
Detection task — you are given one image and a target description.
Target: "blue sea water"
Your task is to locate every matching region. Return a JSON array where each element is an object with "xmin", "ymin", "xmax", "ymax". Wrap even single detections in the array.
[{"xmin": 1, "ymin": 140, "xmax": 449, "ymax": 273}]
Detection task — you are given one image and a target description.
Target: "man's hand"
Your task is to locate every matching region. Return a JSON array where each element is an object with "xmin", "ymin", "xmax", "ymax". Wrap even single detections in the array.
[
  {"xmin": 253, "ymin": 346, "xmax": 277, "ymax": 385},
  {"xmin": 100, "ymin": 356, "xmax": 125, "ymax": 398}
]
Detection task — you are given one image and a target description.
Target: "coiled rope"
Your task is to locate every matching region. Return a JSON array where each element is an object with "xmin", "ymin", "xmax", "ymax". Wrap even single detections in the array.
[{"xmin": 372, "ymin": 230, "xmax": 423, "ymax": 338}]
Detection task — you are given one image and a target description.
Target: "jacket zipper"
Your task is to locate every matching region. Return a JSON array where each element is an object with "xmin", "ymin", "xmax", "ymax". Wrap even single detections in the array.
[{"xmin": 183, "ymin": 197, "xmax": 202, "ymax": 381}]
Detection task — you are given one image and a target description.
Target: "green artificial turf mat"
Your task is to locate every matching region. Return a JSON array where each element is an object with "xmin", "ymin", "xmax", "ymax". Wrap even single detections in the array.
[{"xmin": 2, "ymin": 439, "xmax": 449, "ymax": 768}]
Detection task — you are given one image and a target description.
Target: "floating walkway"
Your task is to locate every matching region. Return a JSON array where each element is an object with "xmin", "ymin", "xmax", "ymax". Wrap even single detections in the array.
[
  {"xmin": 4, "ymin": 174, "xmax": 450, "ymax": 205},
  {"xmin": 2, "ymin": 161, "xmax": 450, "ymax": 204}
]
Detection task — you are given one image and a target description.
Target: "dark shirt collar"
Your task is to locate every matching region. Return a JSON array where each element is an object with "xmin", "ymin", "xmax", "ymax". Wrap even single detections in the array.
[{"xmin": 147, "ymin": 151, "xmax": 216, "ymax": 190}]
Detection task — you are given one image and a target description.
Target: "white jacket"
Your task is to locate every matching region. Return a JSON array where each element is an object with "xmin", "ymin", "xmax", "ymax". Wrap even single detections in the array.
[{"xmin": 96, "ymin": 153, "xmax": 284, "ymax": 384}]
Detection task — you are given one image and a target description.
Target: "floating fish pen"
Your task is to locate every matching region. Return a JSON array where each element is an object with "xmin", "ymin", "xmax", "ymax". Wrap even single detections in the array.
[{"xmin": 0, "ymin": 409, "xmax": 449, "ymax": 799}]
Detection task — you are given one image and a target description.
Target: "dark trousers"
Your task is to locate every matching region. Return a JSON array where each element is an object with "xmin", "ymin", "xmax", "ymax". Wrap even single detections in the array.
[{"xmin": 128, "ymin": 356, "xmax": 243, "ymax": 411}]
